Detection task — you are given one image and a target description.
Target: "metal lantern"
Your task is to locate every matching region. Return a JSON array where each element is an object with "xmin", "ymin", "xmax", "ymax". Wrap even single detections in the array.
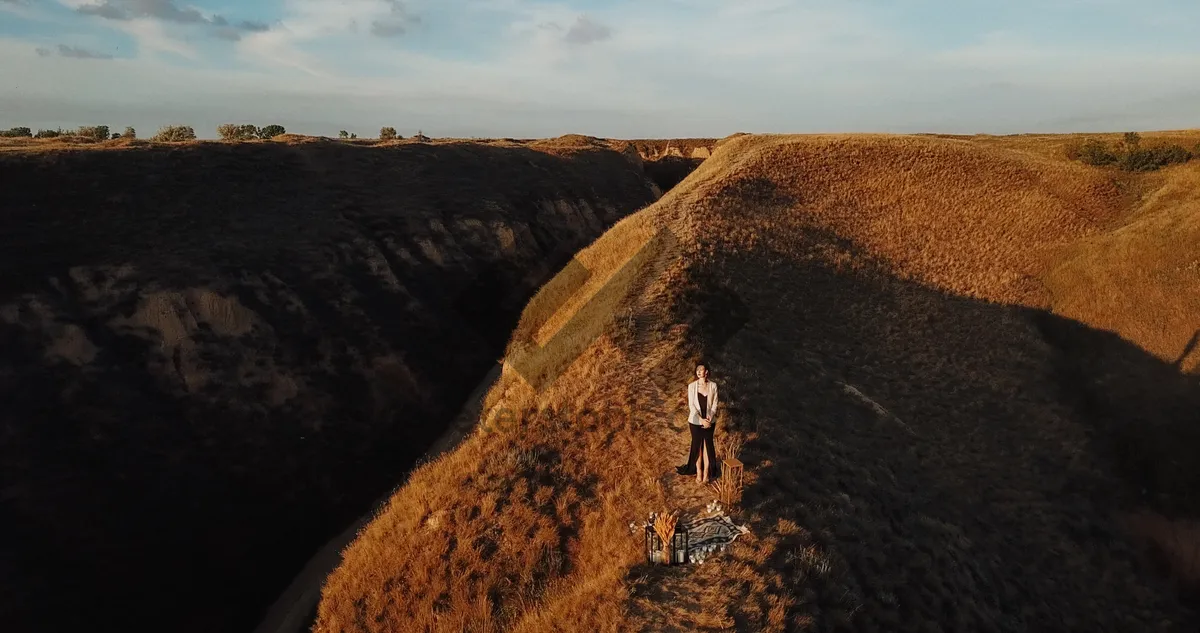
[
  {"xmin": 643, "ymin": 524, "xmax": 662, "ymax": 564},
  {"xmin": 672, "ymin": 523, "xmax": 689, "ymax": 565},
  {"xmin": 644, "ymin": 521, "xmax": 690, "ymax": 565}
]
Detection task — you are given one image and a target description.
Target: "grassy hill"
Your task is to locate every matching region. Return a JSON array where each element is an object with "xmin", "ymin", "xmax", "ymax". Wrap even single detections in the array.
[
  {"xmin": 315, "ymin": 133, "xmax": 1200, "ymax": 632},
  {"xmin": 0, "ymin": 137, "xmax": 660, "ymax": 633}
]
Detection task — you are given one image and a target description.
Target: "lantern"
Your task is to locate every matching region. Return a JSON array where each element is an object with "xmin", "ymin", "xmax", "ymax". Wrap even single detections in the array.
[
  {"xmin": 644, "ymin": 520, "xmax": 690, "ymax": 565},
  {"xmin": 644, "ymin": 523, "xmax": 662, "ymax": 564},
  {"xmin": 672, "ymin": 523, "xmax": 689, "ymax": 564}
]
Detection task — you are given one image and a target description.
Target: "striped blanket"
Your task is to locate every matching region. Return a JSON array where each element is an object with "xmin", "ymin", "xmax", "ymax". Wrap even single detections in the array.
[{"xmin": 683, "ymin": 513, "xmax": 750, "ymax": 562}]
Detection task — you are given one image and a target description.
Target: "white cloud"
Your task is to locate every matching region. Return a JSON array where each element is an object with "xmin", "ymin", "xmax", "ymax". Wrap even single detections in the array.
[
  {"xmin": 236, "ymin": 28, "xmax": 328, "ymax": 76},
  {"xmin": 233, "ymin": 0, "xmax": 417, "ymax": 76},
  {"xmin": 118, "ymin": 17, "xmax": 197, "ymax": 58},
  {"xmin": 4, "ymin": 1, "xmax": 1200, "ymax": 137}
]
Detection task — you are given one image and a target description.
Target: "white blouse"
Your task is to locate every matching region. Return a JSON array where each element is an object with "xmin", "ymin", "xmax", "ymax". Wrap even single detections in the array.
[{"xmin": 687, "ymin": 379, "xmax": 719, "ymax": 426}]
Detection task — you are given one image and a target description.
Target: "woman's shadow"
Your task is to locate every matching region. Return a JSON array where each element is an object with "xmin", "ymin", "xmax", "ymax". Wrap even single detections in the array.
[{"xmin": 1174, "ymin": 329, "xmax": 1200, "ymax": 371}]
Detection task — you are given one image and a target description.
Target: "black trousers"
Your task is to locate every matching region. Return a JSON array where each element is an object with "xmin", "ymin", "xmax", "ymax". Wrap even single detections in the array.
[{"xmin": 677, "ymin": 422, "xmax": 717, "ymax": 476}]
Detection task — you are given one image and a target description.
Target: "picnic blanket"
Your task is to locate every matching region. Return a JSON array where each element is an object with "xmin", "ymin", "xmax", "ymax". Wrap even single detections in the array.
[
  {"xmin": 681, "ymin": 512, "xmax": 750, "ymax": 563},
  {"xmin": 683, "ymin": 513, "xmax": 749, "ymax": 548},
  {"xmin": 631, "ymin": 505, "xmax": 751, "ymax": 564}
]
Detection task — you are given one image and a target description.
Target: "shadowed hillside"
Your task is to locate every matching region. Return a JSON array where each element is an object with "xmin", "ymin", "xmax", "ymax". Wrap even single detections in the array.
[
  {"xmin": 316, "ymin": 133, "xmax": 1200, "ymax": 632},
  {"xmin": 640, "ymin": 155, "xmax": 706, "ymax": 196},
  {"xmin": 0, "ymin": 138, "xmax": 660, "ymax": 633}
]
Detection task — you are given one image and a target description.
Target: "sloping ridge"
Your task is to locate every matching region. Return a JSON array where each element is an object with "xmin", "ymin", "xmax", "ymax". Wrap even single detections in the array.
[
  {"xmin": 0, "ymin": 139, "xmax": 660, "ymax": 633},
  {"xmin": 316, "ymin": 134, "xmax": 1200, "ymax": 632}
]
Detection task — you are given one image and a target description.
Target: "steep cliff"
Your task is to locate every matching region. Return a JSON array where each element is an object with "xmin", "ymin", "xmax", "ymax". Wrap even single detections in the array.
[{"xmin": 0, "ymin": 137, "xmax": 659, "ymax": 633}]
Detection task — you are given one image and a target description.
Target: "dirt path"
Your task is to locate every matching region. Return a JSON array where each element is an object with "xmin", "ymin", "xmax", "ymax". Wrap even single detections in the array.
[
  {"xmin": 613, "ymin": 226, "xmax": 748, "ymax": 630},
  {"xmin": 253, "ymin": 363, "xmax": 503, "ymax": 633},
  {"xmin": 623, "ymin": 370, "xmax": 736, "ymax": 632}
]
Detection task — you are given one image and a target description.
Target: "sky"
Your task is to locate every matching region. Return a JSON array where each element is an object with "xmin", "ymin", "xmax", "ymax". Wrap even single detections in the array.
[{"xmin": 1, "ymin": 0, "xmax": 1199, "ymax": 139}]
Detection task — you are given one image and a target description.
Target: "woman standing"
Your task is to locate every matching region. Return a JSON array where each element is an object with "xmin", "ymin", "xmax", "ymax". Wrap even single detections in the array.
[{"xmin": 677, "ymin": 363, "xmax": 719, "ymax": 483}]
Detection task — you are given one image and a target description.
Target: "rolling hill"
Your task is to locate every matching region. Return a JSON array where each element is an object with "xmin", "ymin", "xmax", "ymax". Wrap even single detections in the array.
[{"xmin": 315, "ymin": 133, "xmax": 1200, "ymax": 632}]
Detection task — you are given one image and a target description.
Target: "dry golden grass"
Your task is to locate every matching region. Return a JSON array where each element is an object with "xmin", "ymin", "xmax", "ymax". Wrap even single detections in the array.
[
  {"xmin": 0, "ymin": 134, "xmax": 153, "ymax": 152},
  {"xmin": 699, "ymin": 134, "xmax": 1126, "ymax": 306},
  {"xmin": 318, "ymin": 131, "xmax": 1200, "ymax": 632},
  {"xmin": 1045, "ymin": 164, "xmax": 1200, "ymax": 370},
  {"xmin": 316, "ymin": 203, "xmax": 694, "ymax": 633},
  {"xmin": 971, "ymin": 130, "xmax": 1200, "ymax": 162}
]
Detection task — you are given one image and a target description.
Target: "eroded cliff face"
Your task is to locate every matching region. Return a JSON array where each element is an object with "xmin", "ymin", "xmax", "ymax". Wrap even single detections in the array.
[
  {"xmin": 621, "ymin": 138, "xmax": 718, "ymax": 161},
  {"xmin": 610, "ymin": 139, "xmax": 716, "ymax": 192},
  {"xmin": 0, "ymin": 139, "xmax": 659, "ymax": 633}
]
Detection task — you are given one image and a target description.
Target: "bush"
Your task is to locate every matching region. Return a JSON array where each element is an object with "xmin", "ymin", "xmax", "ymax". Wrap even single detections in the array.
[
  {"xmin": 151, "ymin": 125, "xmax": 196, "ymax": 142},
  {"xmin": 351, "ymin": 133, "xmax": 357, "ymax": 139},
  {"xmin": 217, "ymin": 124, "xmax": 258, "ymax": 141},
  {"xmin": 123, "ymin": 127, "xmax": 136, "ymax": 139},
  {"xmin": 257, "ymin": 125, "xmax": 286, "ymax": 139},
  {"xmin": 1077, "ymin": 139, "xmax": 1118, "ymax": 166},
  {"xmin": 339, "ymin": 130, "xmax": 350, "ymax": 139},
  {"xmin": 1066, "ymin": 135, "xmax": 1194, "ymax": 171},
  {"xmin": 76, "ymin": 125, "xmax": 110, "ymax": 141},
  {"xmin": 1120, "ymin": 144, "xmax": 1193, "ymax": 172},
  {"xmin": 0, "ymin": 127, "xmax": 32, "ymax": 138},
  {"xmin": 111, "ymin": 133, "xmax": 121, "ymax": 140},
  {"xmin": 380, "ymin": 126, "xmax": 398, "ymax": 140},
  {"xmin": 35, "ymin": 128, "xmax": 62, "ymax": 139}
]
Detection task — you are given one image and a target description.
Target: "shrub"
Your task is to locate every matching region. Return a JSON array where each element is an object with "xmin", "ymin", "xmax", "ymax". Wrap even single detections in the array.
[
  {"xmin": 1120, "ymin": 144, "xmax": 1193, "ymax": 172},
  {"xmin": 351, "ymin": 133, "xmax": 357, "ymax": 139},
  {"xmin": 339, "ymin": 130, "xmax": 350, "ymax": 139},
  {"xmin": 0, "ymin": 127, "xmax": 32, "ymax": 138},
  {"xmin": 123, "ymin": 127, "xmax": 136, "ymax": 139},
  {"xmin": 111, "ymin": 133, "xmax": 121, "ymax": 140},
  {"xmin": 1067, "ymin": 135, "xmax": 1194, "ymax": 172},
  {"xmin": 218, "ymin": 124, "xmax": 258, "ymax": 141},
  {"xmin": 35, "ymin": 128, "xmax": 62, "ymax": 139},
  {"xmin": 1077, "ymin": 139, "xmax": 1117, "ymax": 166},
  {"xmin": 76, "ymin": 125, "xmax": 110, "ymax": 141},
  {"xmin": 257, "ymin": 125, "xmax": 286, "ymax": 139},
  {"xmin": 380, "ymin": 126, "xmax": 398, "ymax": 140},
  {"xmin": 151, "ymin": 125, "xmax": 196, "ymax": 142}
]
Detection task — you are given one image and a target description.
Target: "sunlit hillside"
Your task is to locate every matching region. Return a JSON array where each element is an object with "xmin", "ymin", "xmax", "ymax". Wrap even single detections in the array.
[{"xmin": 316, "ymin": 132, "xmax": 1200, "ymax": 632}]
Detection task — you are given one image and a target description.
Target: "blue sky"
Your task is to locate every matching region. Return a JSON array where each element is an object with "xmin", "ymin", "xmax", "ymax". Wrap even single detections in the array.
[{"xmin": 2, "ymin": 0, "xmax": 1199, "ymax": 138}]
